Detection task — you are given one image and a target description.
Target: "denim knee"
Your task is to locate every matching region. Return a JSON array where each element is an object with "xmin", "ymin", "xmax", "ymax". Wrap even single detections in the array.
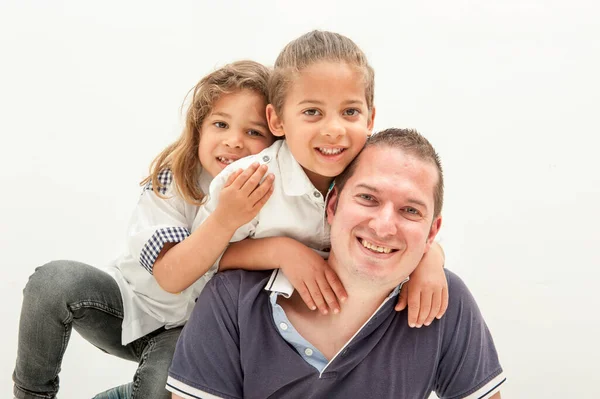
[{"xmin": 24, "ymin": 261, "xmax": 80, "ymax": 310}]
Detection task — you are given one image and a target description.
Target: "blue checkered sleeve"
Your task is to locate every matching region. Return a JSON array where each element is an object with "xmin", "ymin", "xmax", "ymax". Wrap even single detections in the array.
[
  {"xmin": 144, "ymin": 169, "xmax": 173, "ymax": 195},
  {"xmin": 140, "ymin": 226, "xmax": 190, "ymax": 273}
]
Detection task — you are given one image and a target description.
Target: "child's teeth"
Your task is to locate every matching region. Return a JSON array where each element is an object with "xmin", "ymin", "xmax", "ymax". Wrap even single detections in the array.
[
  {"xmin": 318, "ymin": 147, "xmax": 343, "ymax": 155},
  {"xmin": 218, "ymin": 157, "xmax": 233, "ymax": 164}
]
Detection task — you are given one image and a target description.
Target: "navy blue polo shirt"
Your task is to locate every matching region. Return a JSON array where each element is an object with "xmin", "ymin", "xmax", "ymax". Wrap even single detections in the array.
[{"xmin": 167, "ymin": 269, "xmax": 505, "ymax": 399}]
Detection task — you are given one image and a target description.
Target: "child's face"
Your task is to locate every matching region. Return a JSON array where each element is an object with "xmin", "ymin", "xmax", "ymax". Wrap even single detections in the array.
[
  {"xmin": 199, "ymin": 89, "xmax": 274, "ymax": 178},
  {"xmin": 267, "ymin": 61, "xmax": 375, "ymax": 193}
]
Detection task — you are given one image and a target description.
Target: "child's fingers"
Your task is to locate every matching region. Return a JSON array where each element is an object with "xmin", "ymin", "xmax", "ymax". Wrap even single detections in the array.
[
  {"xmin": 424, "ymin": 291, "xmax": 442, "ymax": 326},
  {"xmin": 395, "ymin": 285, "xmax": 408, "ymax": 311},
  {"xmin": 240, "ymin": 164, "xmax": 268, "ymax": 193},
  {"xmin": 231, "ymin": 163, "xmax": 260, "ymax": 190},
  {"xmin": 248, "ymin": 174, "xmax": 274, "ymax": 206},
  {"xmin": 223, "ymin": 169, "xmax": 243, "ymax": 188},
  {"xmin": 325, "ymin": 268, "xmax": 347, "ymax": 303},
  {"xmin": 251, "ymin": 184, "xmax": 274, "ymax": 211},
  {"xmin": 415, "ymin": 290, "xmax": 432, "ymax": 328},
  {"xmin": 316, "ymin": 276, "xmax": 340, "ymax": 314},
  {"xmin": 305, "ymin": 280, "xmax": 328, "ymax": 315},
  {"xmin": 295, "ymin": 282, "xmax": 317, "ymax": 311},
  {"xmin": 407, "ymin": 290, "xmax": 421, "ymax": 328},
  {"xmin": 436, "ymin": 287, "xmax": 449, "ymax": 319}
]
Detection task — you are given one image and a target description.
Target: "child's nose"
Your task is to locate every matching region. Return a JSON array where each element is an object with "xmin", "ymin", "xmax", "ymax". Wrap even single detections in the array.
[
  {"xmin": 321, "ymin": 117, "xmax": 345, "ymax": 138},
  {"xmin": 223, "ymin": 131, "xmax": 244, "ymax": 148}
]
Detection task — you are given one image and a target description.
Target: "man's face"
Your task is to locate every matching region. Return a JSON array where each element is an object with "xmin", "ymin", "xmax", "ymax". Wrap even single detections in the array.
[{"xmin": 327, "ymin": 145, "xmax": 441, "ymax": 290}]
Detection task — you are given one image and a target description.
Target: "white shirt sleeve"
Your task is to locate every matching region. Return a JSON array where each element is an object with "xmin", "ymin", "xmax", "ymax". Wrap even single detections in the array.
[{"xmin": 127, "ymin": 170, "xmax": 192, "ymax": 274}]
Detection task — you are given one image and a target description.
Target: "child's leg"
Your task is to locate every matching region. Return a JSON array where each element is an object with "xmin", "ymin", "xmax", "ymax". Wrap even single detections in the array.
[
  {"xmin": 93, "ymin": 327, "xmax": 182, "ymax": 398},
  {"xmin": 12, "ymin": 260, "xmax": 132, "ymax": 399},
  {"xmin": 129, "ymin": 326, "xmax": 183, "ymax": 399}
]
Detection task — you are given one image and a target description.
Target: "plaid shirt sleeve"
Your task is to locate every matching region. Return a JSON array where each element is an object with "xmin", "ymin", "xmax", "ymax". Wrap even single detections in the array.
[{"xmin": 129, "ymin": 169, "xmax": 192, "ymax": 274}]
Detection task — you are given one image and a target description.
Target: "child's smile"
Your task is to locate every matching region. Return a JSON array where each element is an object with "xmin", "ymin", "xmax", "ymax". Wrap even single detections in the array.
[
  {"xmin": 199, "ymin": 89, "xmax": 274, "ymax": 178},
  {"xmin": 267, "ymin": 61, "xmax": 374, "ymax": 194}
]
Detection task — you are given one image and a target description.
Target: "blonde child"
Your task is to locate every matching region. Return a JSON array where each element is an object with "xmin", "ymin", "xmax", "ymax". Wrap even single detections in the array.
[
  {"xmin": 162, "ymin": 30, "xmax": 449, "ymax": 336},
  {"xmin": 12, "ymin": 60, "xmax": 276, "ymax": 399}
]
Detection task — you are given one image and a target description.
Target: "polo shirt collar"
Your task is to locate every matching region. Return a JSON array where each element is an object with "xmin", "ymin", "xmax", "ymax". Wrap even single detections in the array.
[
  {"xmin": 265, "ymin": 269, "xmax": 294, "ymax": 298},
  {"xmin": 279, "ymin": 141, "xmax": 318, "ymax": 197}
]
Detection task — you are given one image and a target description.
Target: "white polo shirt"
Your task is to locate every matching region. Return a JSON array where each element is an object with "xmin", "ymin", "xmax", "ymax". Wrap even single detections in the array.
[
  {"xmin": 195, "ymin": 139, "xmax": 332, "ymax": 265},
  {"xmin": 105, "ymin": 168, "xmax": 218, "ymax": 345}
]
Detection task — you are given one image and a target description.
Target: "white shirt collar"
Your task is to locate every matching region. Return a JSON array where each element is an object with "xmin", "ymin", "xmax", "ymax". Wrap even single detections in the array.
[
  {"xmin": 278, "ymin": 141, "xmax": 319, "ymax": 197},
  {"xmin": 265, "ymin": 269, "xmax": 295, "ymax": 298}
]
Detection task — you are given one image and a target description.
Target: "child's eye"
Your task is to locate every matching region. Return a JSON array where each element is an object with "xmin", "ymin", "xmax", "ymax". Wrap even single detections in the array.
[
  {"xmin": 214, "ymin": 122, "xmax": 228, "ymax": 129},
  {"xmin": 247, "ymin": 129, "xmax": 264, "ymax": 137},
  {"xmin": 303, "ymin": 109, "xmax": 321, "ymax": 116},
  {"xmin": 344, "ymin": 108, "xmax": 360, "ymax": 116}
]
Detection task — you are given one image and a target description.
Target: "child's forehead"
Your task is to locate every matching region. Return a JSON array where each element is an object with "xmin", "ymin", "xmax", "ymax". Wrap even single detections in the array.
[
  {"xmin": 207, "ymin": 90, "xmax": 268, "ymax": 122},
  {"xmin": 212, "ymin": 89, "xmax": 267, "ymax": 108},
  {"xmin": 285, "ymin": 62, "xmax": 368, "ymax": 103}
]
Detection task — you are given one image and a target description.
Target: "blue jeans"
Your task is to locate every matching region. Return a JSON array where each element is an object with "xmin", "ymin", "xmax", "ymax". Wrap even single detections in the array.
[{"xmin": 12, "ymin": 260, "xmax": 182, "ymax": 399}]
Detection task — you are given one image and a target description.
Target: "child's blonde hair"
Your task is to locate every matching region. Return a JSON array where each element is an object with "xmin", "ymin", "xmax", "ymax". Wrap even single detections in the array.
[
  {"xmin": 269, "ymin": 30, "xmax": 375, "ymax": 116},
  {"xmin": 141, "ymin": 60, "xmax": 271, "ymax": 205}
]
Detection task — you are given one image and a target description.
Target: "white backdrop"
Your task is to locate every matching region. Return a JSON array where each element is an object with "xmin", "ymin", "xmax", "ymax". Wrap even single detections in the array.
[{"xmin": 2, "ymin": 1, "xmax": 599, "ymax": 398}]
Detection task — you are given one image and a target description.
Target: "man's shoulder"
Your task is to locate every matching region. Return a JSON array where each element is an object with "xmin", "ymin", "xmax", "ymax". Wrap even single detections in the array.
[
  {"xmin": 444, "ymin": 269, "xmax": 471, "ymax": 299},
  {"xmin": 209, "ymin": 269, "xmax": 273, "ymax": 300},
  {"xmin": 442, "ymin": 268, "xmax": 486, "ymax": 327}
]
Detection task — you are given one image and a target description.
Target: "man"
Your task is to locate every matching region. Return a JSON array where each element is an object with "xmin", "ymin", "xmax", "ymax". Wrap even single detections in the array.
[{"xmin": 166, "ymin": 128, "xmax": 505, "ymax": 399}]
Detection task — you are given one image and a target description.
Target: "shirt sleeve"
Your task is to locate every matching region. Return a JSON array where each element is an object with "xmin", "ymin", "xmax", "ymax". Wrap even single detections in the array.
[
  {"xmin": 166, "ymin": 272, "xmax": 243, "ymax": 399},
  {"xmin": 435, "ymin": 271, "xmax": 506, "ymax": 399},
  {"xmin": 127, "ymin": 169, "xmax": 191, "ymax": 274}
]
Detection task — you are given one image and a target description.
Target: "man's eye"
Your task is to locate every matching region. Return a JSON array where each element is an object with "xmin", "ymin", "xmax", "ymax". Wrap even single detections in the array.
[
  {"xmin": 214, "ymin": 122, "xmax": 228, "ymax": 129},
  {"xmin": 344, "ymin": 108, "xmax": 360, "ymax": 116},
  {"xmin": 247, "ymin": 130, "xmax": 264, "ymax": 137},
  {"xmin": 403, "ymin": 207, "xmax": 420, "ymax": 215},
  {"xmin": 303, "ymin": 109, "xmax": 321, "ymax": 116},
  {"xmin": 358, "ymin": 194, "xmax": 375, "ymax": 201}
]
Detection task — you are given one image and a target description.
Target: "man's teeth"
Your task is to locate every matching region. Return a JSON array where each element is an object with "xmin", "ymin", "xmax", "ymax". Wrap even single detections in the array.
[
  {"xmin": 360, "ymin": 238, "xmax": 392, "ymax": 254},
  {"xmin": 217, "ymin": 157, "xmax": 234, "ymax": 165},
  {"xmin": 317, "ymin": 147, "xmax": 344, "ymax": 155}
]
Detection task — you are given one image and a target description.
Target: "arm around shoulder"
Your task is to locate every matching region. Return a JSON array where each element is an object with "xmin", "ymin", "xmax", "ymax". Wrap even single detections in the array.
[{"xmin": 154, "ymin": 163, "xmax": 273, "ymax": 292}]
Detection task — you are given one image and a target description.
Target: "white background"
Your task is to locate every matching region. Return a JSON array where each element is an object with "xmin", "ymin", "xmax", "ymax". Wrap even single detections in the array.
[{"xmin": 1, "ymin": 1, "xmax": 599, "ymax": 398}]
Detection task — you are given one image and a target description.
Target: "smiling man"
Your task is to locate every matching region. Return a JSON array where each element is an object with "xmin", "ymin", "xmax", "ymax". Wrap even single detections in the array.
[{"xmin": 166, "ymin": 128, "xmax": 505, "ymax": 399}]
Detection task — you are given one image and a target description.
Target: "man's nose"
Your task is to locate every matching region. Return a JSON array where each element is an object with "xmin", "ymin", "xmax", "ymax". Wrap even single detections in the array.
[{"xmin": 368, "ymin": 203, "xmax": 397, "ymax": 237}]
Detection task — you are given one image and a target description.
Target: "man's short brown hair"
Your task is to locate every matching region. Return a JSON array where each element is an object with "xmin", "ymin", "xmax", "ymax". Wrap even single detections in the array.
[{"xmin": 334, "ymin": 128, "xmax": 444, "ymax": 218}]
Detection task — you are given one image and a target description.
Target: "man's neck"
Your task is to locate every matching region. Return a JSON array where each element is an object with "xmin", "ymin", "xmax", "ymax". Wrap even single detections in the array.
[{"xmin": 278, "ymin": 279, "xmax": 394, "ymax": 360}]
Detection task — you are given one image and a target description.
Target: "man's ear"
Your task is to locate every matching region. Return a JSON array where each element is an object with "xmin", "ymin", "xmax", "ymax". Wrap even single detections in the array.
[
  {"xmin": 326, "ymin": 187, "xmax": 339, "ymax": 225},
  {"xmin": 266, "ymin": 104, "xmax": 285, "ymax": 138},
  {"xmin": 424, "ymin": 215, "xmax": 442, "ymax": 253},
  {"xmin": 367, "ymin": 106, "xmax": 376, "ymax": 134}
]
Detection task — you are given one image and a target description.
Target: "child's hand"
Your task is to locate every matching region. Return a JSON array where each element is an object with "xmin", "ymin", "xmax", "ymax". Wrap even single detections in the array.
[
  {"xmin": 395, "ymin": 243, "xmax": 448, "ymax": 327},
  {"xmin": 278, "ymin": 238, "xmax": 347, "ymax": 315},
  {"xmin": 214, "ymin": 163, "xmax": 274, "ymax": 231}
]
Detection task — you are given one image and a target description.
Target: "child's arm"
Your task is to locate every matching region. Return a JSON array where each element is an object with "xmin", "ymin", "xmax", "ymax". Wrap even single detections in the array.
[
  {"xmin": 153, "ymin": 163, "xmax": 274, "ymax": 293},
  {"xmin": 395, "ymin": 242, "xmax": 448, "ymax": 327},
  {"xmin": 220, "ymin": 237, "xmax": 347, "ymax": 315}
]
